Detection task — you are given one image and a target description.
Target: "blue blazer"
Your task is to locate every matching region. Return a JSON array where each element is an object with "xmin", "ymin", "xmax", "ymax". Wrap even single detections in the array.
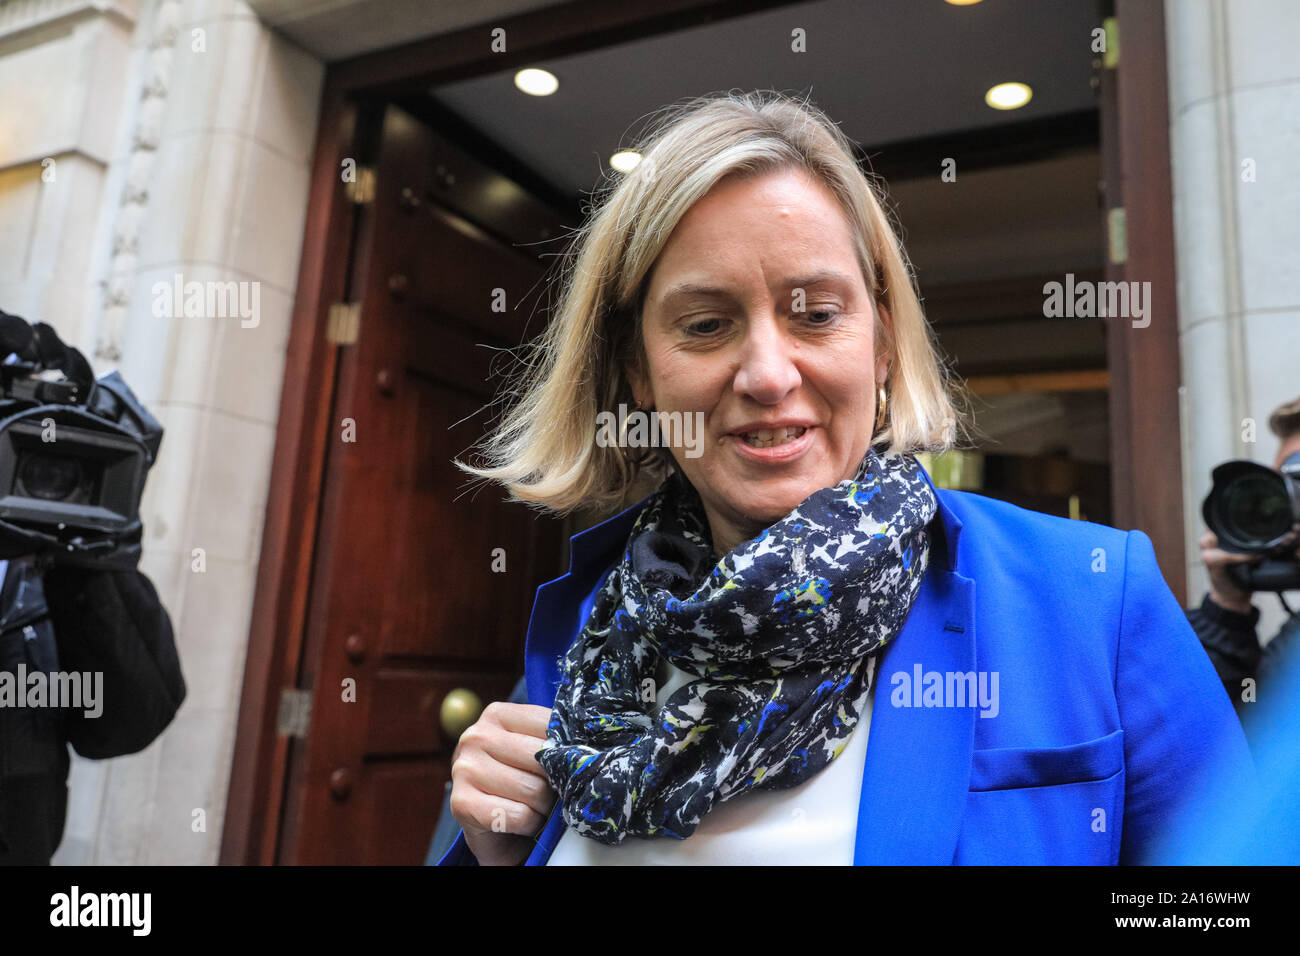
[{"xmin": 439, "ymin": 464, "xmax": 1255, "ymax": 865}]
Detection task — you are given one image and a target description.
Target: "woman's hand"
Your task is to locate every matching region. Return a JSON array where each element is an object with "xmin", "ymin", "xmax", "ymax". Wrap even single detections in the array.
[
  {"xmin": 448, "ymin": 701, "xmax": 557, "ymax": 866},
  {"xmin": 1199, "ymin": 529, "xmax": 1258, "ymax": 614}
]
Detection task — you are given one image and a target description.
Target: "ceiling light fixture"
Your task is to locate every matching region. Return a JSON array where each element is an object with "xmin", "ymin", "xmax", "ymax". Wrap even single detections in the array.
[
  {"xmin": 514, "ymin": 68, "xmax": 558, "ymax": 96},
  {"xmin": 985, "ymin": 82, "xmax": 1033, "ymax": 110}
]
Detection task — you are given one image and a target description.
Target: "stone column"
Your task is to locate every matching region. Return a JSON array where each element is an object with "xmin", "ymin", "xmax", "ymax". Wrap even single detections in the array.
[{"xmin": 1166, "ymin": 0, "xmax": 1300, "ymax": 646}]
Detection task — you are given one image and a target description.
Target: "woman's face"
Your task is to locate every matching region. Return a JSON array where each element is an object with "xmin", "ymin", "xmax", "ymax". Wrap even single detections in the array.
[{"xmin": 631, "ymin": 167, "xmax": 890, "ymax": 556}]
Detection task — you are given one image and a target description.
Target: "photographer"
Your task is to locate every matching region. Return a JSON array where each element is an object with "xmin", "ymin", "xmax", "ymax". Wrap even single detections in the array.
[
  {"xmin": 0, "ymin": 311, "xmax": 182, "ymax": 865},
  {"xmin": 1188, "ymin": 396, "xmax": 1300, "ymax": 719}
]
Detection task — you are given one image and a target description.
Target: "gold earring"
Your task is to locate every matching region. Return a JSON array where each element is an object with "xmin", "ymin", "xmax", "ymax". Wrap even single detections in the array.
[
  {"xmin": 874, "ymin": 385, "xmax": 888, "ymax": 434},
  {"xmin": 618, "ymin": 402, "xmax": 638, "ymax": 445},
  {"xmin": 620, "ymin": 402, "xmax": 653, "ymax": 465}
]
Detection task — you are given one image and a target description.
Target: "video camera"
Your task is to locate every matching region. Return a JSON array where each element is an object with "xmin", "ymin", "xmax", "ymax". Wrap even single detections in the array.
[
  {"xmin": 1202, "ymin": 450, "xmax": 1300, "ymax": 593},
  {"xmin": 0, "ymin": 309, "xmax": 162, "ymax": 571}
]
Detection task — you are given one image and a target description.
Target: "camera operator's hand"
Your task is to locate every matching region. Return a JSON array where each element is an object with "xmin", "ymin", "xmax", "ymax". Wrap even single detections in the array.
[
  {"xmin": 1199, "ymin": 525, "xmax": 1300, "ymax": 614},
  {"xmin": 1200, "ymin": 529, "xmax": 1259, "ymax": 614},
  {"xmin": 448, "ymin": 702, "xmax": 557, "ymax": 866}
]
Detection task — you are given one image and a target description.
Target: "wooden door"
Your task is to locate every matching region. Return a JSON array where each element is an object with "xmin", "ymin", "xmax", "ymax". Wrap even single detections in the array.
[
  {"xmin": 276, "ymin": 104, "xmax": 567, "ymax": 864},
  {"xmin": 1098, "ymin": 1, "xmax": 1188, "ymax": 599}
]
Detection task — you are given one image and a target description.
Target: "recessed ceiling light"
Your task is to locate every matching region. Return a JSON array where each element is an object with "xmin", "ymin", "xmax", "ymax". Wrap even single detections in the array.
[
  {"xmin": 985, "ymin": 82, "xmax": 1033, "ymax": 110},
  {"xmin": 514, "ymin": 68, "xmax": 558, "ymax": 96},
  {"xmin": 945, "ymin": 0, "xmax": 984, "ymax": 5},
  {"xmin": 610, "ymin": 150, "xmax": 642, "ymax": 173}
]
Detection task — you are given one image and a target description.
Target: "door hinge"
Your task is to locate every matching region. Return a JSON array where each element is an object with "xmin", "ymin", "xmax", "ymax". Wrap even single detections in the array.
[
  {"xmin": 1107, "ymin": 206, "xmax": 1127, "ymax": 266},
  {"xmin": 277, "ymin": 688, "xmax": 313, "ymax": 738},
  {"xmin": 1103, "ymin": 17, "xmax": 1118, "ymax": 69},
  {"xmin": 326, "ymin": 302, "xmax": 361, "ymax": 344},
  {"xmin": 345, "ymin": 166, "xmax": 376, "ymax": 204}
]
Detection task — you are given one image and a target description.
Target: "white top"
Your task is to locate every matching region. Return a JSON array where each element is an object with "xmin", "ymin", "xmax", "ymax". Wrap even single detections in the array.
[{"xmin": 547, "ymin": 660, "xmax": 873, "ymax": 865}]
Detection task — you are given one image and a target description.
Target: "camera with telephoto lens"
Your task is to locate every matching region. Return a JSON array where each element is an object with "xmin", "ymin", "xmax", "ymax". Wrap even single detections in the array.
[
  {"xmin": 0, "ymin": 309, "xmax": 163, "ymax": 571},
  {"xmin": 1202, "ymin": 450, "xmax": 1300, "ymax": 593}
]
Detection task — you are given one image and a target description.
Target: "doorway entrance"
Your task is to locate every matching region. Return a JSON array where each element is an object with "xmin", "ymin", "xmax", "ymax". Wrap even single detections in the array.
[{"xmin": 223, "ymin": 0, "xmax": 1185, "ymax": 864}]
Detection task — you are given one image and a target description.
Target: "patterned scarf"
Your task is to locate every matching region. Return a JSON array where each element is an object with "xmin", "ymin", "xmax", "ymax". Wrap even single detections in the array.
[{"xmin": 536, "ymin": 446, "xmax": 938, "ymax": 845}]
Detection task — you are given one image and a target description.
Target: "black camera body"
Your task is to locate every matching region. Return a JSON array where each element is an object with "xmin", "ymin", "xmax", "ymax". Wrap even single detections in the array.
[
  {"xmin": 0, "ymin": 311, "xmax": 162, "ymax": 571},
  {"xmin": 1202, "ymin": 450, "xmax": 1300, "ymax": 593}
]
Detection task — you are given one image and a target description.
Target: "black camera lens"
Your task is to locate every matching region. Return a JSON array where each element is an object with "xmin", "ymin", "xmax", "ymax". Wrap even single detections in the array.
[
  {"xmin": 19, "ymin": 453, "xmax": 84, "ymax": 501},
  {"xmin": 1219, "ymin": 472, "xmax": 1291, "ymax": 547}
]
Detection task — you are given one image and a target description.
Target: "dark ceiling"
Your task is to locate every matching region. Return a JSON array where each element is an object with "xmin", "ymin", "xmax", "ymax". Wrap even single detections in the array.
[
  {"xmin": 425, "ymin": 0, "xmax": 1106, "ymax": 293},
  {"xmin": 430, "ymin": 0, "xmax": 1103, "ymax": 199}
]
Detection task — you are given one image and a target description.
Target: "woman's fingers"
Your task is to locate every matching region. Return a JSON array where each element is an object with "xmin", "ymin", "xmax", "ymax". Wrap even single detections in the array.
[
  {"xmin": 448, "ymin": 701, "xmax": 558, "ymax": 839},
  {"xmin": 455, "ymin": 743, "xmax": 556, "ymax": 818},
  {"xmin": 457, "ymin": 702, "xmax": 553, "ymax": 774},
  {"xmin": 449, "ymin": 782, "xmax": 547, "ymax": 840},
  {"xmin": 489, "ymin": 701, "xmax": 554, "ymax": 743}
]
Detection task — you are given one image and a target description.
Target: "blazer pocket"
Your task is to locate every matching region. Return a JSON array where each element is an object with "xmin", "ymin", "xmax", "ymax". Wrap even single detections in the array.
[{"xmin": 969, "ymin": 729, "xmax": 1124, "ymax": 791}]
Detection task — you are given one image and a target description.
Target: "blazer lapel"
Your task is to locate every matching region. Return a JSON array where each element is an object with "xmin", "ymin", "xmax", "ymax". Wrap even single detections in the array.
[
  {"xmin": 522, "ymin": 496, "xmax": 652, "ymax": 865},
  {"xmin": 524, "ymin": 495, "xmax": 651, "ymax": 707},
  {"xmin": 853, "ymin": 483, "xmax": 977, "ymax": 865}
]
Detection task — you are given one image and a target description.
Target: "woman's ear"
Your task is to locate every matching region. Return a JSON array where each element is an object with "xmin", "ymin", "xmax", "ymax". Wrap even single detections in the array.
[
  {"xmin": 875, "ymin": 302, "xmax": 893, "ymax": 387},
  {"xmin": 625, "ymin": 355, "xmax": 649, "ymax": 409},
  {"xmin": 622, "ymin": 303, "xmax": 655, "ymax": 408}
]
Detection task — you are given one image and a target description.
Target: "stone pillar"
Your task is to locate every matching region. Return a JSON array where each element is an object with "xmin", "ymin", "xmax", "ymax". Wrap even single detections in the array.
[
  {"xmin": 0, "ymin": 0, "xmax": 140, "ymax": 348},
  {"xmin": 1166, "ymin": 0, "xmax": 1300, "ymax": 646}
]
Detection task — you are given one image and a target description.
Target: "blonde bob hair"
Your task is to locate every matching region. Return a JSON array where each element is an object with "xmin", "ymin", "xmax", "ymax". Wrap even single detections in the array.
[{"xmin": 457, "ymin": 90, "xmax": 971, "ymax": 516}]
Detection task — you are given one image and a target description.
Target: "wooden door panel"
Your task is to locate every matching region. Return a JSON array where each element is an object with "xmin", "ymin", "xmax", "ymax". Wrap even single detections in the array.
[
  {"xmin": 364, "ymin": 669, "xmax": 518, "ymax": 756},
  {"xmin": 355, "ymin": 762, "xmax": 443, "ymax": 866},
  {"xmin": 378, "ymin": 375, "xmax": 539, "ymax": 664},
  {"xmin": 407, "ymin": 207, "xmax": 545, "ymax": 345},
  {"xmin": 404, "ymin": 317, "xmax": 495, "ymax": 401},
  {"xmin": 279, "ymin": 103, "xmax": 568, "ymax": 864}
]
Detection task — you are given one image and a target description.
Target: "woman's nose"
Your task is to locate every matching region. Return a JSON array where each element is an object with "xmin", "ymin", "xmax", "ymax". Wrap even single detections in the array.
[{"xmin": 732, "ymin": 317, "xmax": 801, "ymax": 403}]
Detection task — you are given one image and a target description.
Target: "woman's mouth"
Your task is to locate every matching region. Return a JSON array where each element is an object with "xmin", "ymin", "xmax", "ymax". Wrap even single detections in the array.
[
  {"xmin": 728, "ymin": 425, "xmax": 816, "ymax": 462},
  {"xmin": 738, "ymin": 426, "xmax": 807, "ymax": 448}
]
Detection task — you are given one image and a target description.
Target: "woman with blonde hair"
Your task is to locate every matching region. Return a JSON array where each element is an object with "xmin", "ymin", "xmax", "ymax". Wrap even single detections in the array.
[{"xmin": 438, "ymin": 90, "xmax": 1252, "ymax": 866}]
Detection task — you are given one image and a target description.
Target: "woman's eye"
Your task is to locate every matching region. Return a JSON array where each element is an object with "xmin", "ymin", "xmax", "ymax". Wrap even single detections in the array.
[
  {"xmin": 685, "ymin": 318, "xmax": 723, "ymax": 336},
  {"xmin": 682, "ymin": 311, "xmax": 838, "ymax": 336}
]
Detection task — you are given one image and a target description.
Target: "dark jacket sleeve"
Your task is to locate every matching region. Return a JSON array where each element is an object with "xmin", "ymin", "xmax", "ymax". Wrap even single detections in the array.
[
  {"xmin": 40, "ymin": 566, "xmax": 184, "ymax": 759},
  {"xmin": 1187, "ymin": 591, "xmax": 1300, "ymax": 709},
  {"xmin": 1185, "ymin": 593, "xmax": 1261, "ymax": 709}
]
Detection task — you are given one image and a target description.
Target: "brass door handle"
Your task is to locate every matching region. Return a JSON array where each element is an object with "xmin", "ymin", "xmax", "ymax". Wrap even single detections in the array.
[{"xmin": 440, "ymin": 688, "xmax": 483, "ymax": 741}]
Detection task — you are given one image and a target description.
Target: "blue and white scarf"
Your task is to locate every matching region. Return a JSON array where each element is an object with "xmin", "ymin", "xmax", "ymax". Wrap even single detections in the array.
[{"xmin": 536, "ymin": 447, "xmax": 937, "ymax": 844}]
